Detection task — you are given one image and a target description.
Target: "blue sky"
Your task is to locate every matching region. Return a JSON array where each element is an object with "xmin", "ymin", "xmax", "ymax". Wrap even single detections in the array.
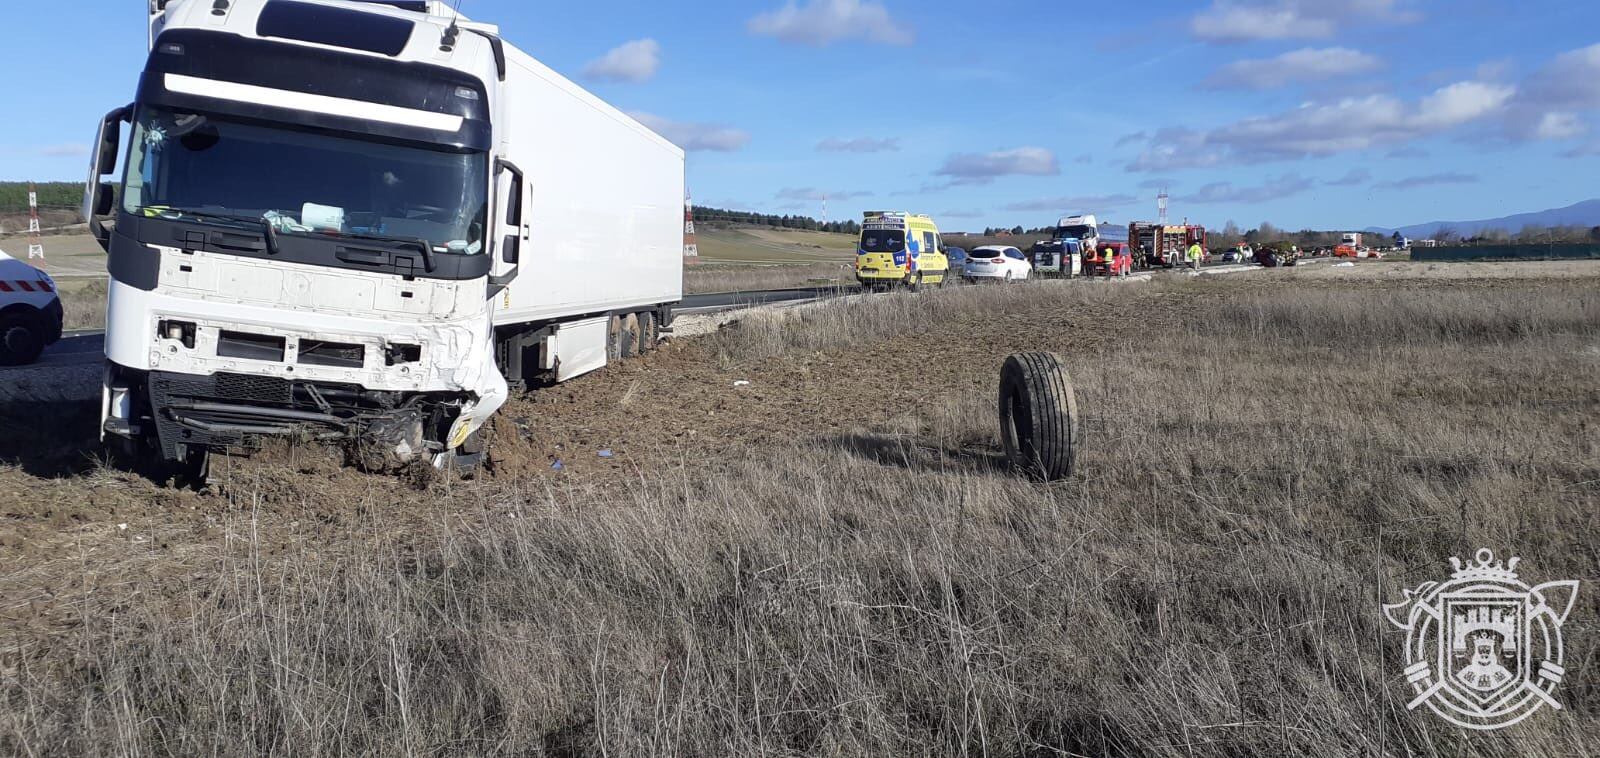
[{"xmin": 6, "ymin": 0, "xmax": 1600, "ymax": 231}]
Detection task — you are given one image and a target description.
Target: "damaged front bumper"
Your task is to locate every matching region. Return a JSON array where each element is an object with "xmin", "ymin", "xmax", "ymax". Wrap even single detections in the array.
[{"xmin": 105, "ymin": 368, "xmax": 479, "ymax": 468}]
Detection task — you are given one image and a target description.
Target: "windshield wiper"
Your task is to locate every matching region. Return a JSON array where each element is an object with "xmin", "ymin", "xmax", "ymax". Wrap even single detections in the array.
[
  {"xmin": 324, "ymin": 231, "xmax": 437, "ymax": 273},
  {"xmin": 139, "ymin": 206, "xmax": 257, "ymax": 229},
  {"xmin": 261, "ymin": 217, "xmax": 280, "ymax": 256}
]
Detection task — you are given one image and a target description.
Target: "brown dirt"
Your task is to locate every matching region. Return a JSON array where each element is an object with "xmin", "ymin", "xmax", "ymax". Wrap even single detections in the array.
[{"xmin": 0, "ymin": 281, "xmax": 1175, "ymax": 650}]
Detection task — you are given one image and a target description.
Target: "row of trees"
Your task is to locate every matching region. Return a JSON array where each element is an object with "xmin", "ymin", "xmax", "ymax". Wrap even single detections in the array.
[
  {"xmin": 1212, "ymin": 220, "xmax": 1600, "ymax": 248},
  {"xmin": 979, "ymin": 226, "xmax": 1057, "ymax": 236},
  {"xmin": 693, "ymin": 206, "xmax": 862, "ymax": 235},
  {"xmin": 1436, "ymin": 225, "xmax": 1600, "ymax": 245},
  {"xmin": 0, "ymin": 182, "xmax": 81, "ymax": 213}
]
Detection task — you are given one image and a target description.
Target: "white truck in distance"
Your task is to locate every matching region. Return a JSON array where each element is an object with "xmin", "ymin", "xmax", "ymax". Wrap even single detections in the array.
[
  {"xmin": 85, "ymin": 0, "xmax": 684, "ymax": 479},
  {"xmin": 1030, "ymin": 214, "xmax": 1098, "ymax": 277}
]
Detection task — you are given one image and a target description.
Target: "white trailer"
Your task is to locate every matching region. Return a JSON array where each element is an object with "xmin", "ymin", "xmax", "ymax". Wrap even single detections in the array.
[{"xmin": 85, "ymin": 0, "xmax": 683, "ymax": 479}]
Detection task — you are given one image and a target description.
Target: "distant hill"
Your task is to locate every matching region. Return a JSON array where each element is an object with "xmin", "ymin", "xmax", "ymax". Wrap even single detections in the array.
[{"xmin": 1366, "ymin": 199, "xmax": 1600, "ymax": 239}]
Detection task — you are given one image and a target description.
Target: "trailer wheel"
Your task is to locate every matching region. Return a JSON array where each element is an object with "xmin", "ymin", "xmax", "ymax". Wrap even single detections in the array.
[
  {"xmin": 998, "ymin": 352, "xmax": 1079, "ymax": 481},
  {"xmin": 638, "ymin": 311, "xmax": 658, "ymax": 353},
  {"xmin": 620, "ymin": 314, "xmax": 641, "ymax": 358},
  {"xmin": 607, "ymin": 315, "xmax": 624, "ymax": 362}
]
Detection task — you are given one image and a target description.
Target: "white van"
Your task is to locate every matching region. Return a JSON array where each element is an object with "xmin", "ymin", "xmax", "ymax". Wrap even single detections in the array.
[{"xmin": 0, "ymin": 248, "xmax": 64, "ymax": 366}]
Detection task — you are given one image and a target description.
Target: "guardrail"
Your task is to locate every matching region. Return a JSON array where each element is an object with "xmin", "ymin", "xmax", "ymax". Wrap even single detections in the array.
[{"xmin": 1410, "ymin": 243, "xmax": 1600, "ymax": 262}]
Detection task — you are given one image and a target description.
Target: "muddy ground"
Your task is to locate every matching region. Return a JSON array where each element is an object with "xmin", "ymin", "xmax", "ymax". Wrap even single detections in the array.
[{"xmin": 0, "ymin": 264, "xmax": 1593, "ymax": 665}]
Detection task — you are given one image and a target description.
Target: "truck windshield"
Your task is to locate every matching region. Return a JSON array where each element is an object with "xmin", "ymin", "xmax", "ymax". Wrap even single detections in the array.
[
  {"xmin": 1056, "ymin": 225, "xmax": 1095, "ymax": 240},
  {"xmin": 860, "ymin": 230, "xmax": 905, "ymax": 253},
  {"xmin": 121, "ymin": 107, "xmax": 488, "ymax": 252}
]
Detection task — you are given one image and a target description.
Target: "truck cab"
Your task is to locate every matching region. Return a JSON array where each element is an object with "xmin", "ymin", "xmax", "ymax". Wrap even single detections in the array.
[
  {"xmin": 86, "ymin": 0, "xmax": 682, "ymax": 480},
  {"xmin": 856, "ymin": 212, "xmax": 949, "ymax": 290}
]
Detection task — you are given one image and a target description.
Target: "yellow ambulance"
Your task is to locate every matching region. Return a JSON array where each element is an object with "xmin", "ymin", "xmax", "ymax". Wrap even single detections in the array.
[{"xmin": 855, "ymin": 212, "xmax": 951, "ymax": 290}]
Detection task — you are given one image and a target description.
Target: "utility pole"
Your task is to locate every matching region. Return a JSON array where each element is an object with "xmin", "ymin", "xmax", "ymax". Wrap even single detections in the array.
[
  {"xmin": 27, "ymin": 183, "xmax": 44, "ymax": 261},
  {"xmin": 682, "ymin": 189, "xmax": 699, "ymax": 263}
]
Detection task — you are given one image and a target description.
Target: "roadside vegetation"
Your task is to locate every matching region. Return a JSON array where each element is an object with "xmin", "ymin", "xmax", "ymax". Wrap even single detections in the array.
[
  {"xmin": 2, "ymin": 272, "xmax": 1597, "ymax": 756},
  {"xmin": 685, "ymin": 261, "xmax": 852, "ymax": 294}
]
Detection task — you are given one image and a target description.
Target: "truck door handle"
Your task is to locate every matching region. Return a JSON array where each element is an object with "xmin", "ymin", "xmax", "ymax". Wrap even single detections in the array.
[{"xmin": 336, "ymin": 247, "xmax": 389, "ymax": 265}]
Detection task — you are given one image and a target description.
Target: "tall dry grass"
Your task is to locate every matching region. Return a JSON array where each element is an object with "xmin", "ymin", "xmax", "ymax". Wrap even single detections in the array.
[
  {"xmin": 59, "ymin": 277, "xmax": 108, "ymax": 331},
  {"xmin": 3, "ymin": 277, "xmax": 1598, "ymax": 756},
  {"xmin": 685, "ymin": 263, "xmax": 854, "ymax": 295}
]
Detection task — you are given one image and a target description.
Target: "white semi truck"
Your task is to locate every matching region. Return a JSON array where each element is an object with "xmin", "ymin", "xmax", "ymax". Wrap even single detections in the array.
[{"xmin": 85, "ymin": 0, "xmax": 684, "ymax": 479}]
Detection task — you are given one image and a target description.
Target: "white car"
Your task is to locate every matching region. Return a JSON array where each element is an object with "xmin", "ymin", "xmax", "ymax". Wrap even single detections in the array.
[
  {"xmin": 963, "ymin": 246, "xmax": 1032, "ymax": 282},
  {"xmin": 0, "ymin": 248, "xmax": 63, "ymax": 366}
]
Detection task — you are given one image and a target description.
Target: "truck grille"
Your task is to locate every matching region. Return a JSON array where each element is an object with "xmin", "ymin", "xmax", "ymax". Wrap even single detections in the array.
[{"xmin": 299, "ymin": 340, "xmax": 366, "ymax": 368}]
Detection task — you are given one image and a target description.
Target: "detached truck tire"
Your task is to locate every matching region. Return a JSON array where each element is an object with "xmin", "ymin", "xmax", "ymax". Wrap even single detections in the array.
[{"xmin": 998, "ymin": 352, "xmax": 1080, "ymax": 481}]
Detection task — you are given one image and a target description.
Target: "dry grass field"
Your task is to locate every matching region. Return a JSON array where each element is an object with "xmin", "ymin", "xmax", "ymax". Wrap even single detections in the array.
[
  {"xmin": 688, "ymin": 228, "xmax": 858, "ymax": 293},
  {"xmin": 1, "ymin": 268, "xmax": 1597, "ymax": 755}
]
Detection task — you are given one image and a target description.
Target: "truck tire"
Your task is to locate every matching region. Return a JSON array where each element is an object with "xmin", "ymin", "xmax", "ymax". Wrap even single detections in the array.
[
  {"xmin": 0, "ymin": 313, "xmax": 45, "ymax": 367},
  {"xmin": 607, "ymin": 315, "xmax": 624, "ymax": 362},
  {"xmin": 638, "ymin": 311, "xmax": 658, "ymax": 353},
  {"xmin": 998, "ymin": 352, "xmax": 1079, "ymax": 481},
  {"xmin": 620, "ymin": 314, "xmax": 641, "ymax": 358}
]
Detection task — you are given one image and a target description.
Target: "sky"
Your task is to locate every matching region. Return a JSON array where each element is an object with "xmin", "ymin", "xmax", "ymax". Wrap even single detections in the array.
[{"xmin": 6, "ymin": 0, "xmax": 1600, "ymax": 232}]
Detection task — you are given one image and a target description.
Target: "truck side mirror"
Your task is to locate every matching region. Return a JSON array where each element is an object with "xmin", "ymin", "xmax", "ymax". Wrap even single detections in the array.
[
  {"xmin": 84, "ymin": 105, "xmax": 132, "ymax": 252},
  {"xmin": 94, "ymin": 181, "xmax": 116, "ymax": 217},
  {"xmin": 95, "ymin": 106, "xmax": 130, "ymax": 176},
  {"xmin": 502, "ymin": 234, "xmax": 519, "ymax": 265}
]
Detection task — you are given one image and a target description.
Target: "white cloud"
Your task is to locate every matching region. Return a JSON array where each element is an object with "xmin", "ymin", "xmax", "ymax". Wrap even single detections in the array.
[
  {"xmin": 1386, "ymin": 146, "xmax": 1430, "ymax": 159},
  {"xmin": 1505, "ymin": 43, "xmax": 1600, "ymax": 140},
  {"xmin": 1561, "ymin": 141, "xmax": 1600, "ymax": 158},
  {"xmin": 1127, "ymin": 81, "xmax": 1513, "ymax": 171},
  {"xmin": 934, "ymin": 147, "xmax": 1059, "ymax": 185},
  {"xmin": 1325, "ymin": 168, "xmax": 1371, "ymax": 187},
  {"xmin": 1191, "ymin": 0, "xmax": 1417, "ymax": 43},
  {"xmin": 1177, "ymin": 174, "xmax": 1315, "ymax": 204},
  {"xmin": 941, "ymin": 209, "xmax": 986, "ymax": 219},
  {"xmin": 749, "ymin": 0, "xmax": 913, "ymax": 47},
  {"xmin": 1533, "ymin": 112, "xmax": 1586, "ymax": 140},
  {"xmin": 629, "ymin": 112, "xmax": 751, "ymax": 152},
  {"xmin": 1373, "ymin": 173, "xmax": 1478, "ymax": 190},
  {"xmin": 1002, "ymin": 195, "xmax": 1140, "ymax": 212},
  {"xmin": 1125, "ymin": 128, "xmax": 1228, "ymax": 172},
  {"xmin": 1205, "ymin": 47, "xmax": 1381, "ymax": 90},
  {"xmin": 583, "ymin": 39, "xmax": 661, "ymax": 83},
  {"xmin": 817, "ymin": 136, "xmax": 901, "ymax": 153},
  {"xmin": 775, "ymin": 187, "xmax": 871, "ymax": 201}
]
